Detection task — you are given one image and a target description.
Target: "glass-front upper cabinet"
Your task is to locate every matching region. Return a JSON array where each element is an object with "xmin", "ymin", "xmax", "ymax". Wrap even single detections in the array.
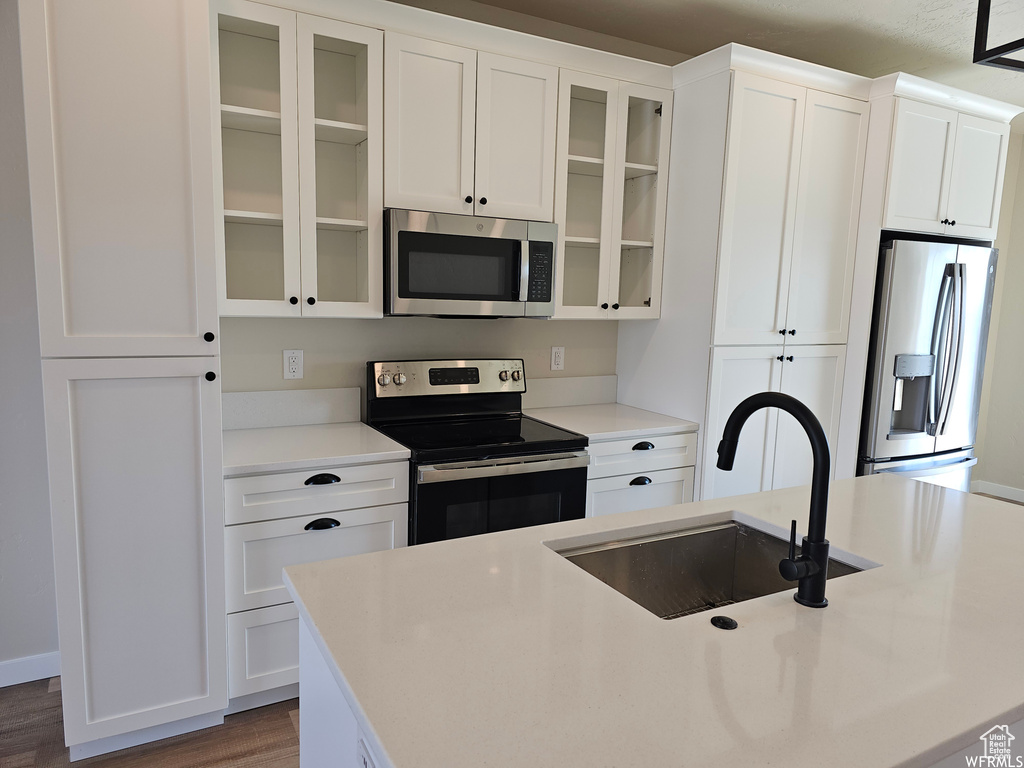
[
  {"xmin": 211, "ymin": 0, "xmax": 383, "ymax": 318},
  {"xmin": 554, "ymin": 72, "xmax": 672, "ymax": 320}
]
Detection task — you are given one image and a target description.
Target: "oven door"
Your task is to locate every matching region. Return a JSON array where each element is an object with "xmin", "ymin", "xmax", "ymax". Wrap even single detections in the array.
[
  {"xmin": 387, "ymin": 209, "xmax": 530, "ymax": 317},
  {"xmin": 412, "ymin": 452, "xmax": 589, "ymax": 544}
]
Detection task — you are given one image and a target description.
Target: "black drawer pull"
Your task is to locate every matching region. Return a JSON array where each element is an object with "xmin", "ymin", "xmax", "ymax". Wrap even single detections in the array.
[
  {"xmin": 304, "ymin": 473, "xmax": 341, "ymax": 486},
  {"xmin": 632, "ymin": 441, "xmax": 655, "ymax": 451},
  {"xmin": 629, "ymin": 476, "xmax": 652, "ymax": 486},
  {"xmin": 304, "ymin": 518, "xmax": 340, "ymax": 531}
]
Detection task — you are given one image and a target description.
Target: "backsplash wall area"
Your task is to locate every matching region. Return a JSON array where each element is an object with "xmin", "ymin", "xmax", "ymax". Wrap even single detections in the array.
[{"xmin": 220, "ymin": 317, "xmax": 618, "ymax": 393}]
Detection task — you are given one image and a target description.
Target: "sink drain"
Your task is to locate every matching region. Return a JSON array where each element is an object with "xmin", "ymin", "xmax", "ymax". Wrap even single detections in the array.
[{"xmin": 710, "ymin": 615, "xmax": 738, "ymax": 630}]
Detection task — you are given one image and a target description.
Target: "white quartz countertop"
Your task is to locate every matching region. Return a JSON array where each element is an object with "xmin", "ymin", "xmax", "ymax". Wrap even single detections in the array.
[
  {"xmin": 222, "ymin": 422, "xmax": 409, "ymax": 476},
  {"xmin": 525, "ymin": 402, "xmax": 698, "ymax": 440},
  {"xmin": 285, "ymin": 475, "xmax": 1024, "ymax": 767}
]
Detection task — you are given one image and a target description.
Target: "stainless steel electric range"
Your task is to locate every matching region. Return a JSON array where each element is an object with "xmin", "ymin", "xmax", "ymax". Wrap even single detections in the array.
[{"xmin": 365, "ymin": 359, "xmax": 589, "ymax": 545}]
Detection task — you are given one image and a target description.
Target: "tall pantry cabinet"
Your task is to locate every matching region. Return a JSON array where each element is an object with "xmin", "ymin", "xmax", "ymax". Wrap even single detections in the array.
[
  {"xmin": 616, "ymin": 47, "xmax": 870, "ymax": 500},
  {"xmin": 19, "ymin": 0, "xmax": 227, "ymax": 756}
]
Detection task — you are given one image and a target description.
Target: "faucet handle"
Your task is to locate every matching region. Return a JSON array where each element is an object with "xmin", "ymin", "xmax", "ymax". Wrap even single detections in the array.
[{"xmin": 780, "ymin": 520, "xmax": 820, "ymax": 582}]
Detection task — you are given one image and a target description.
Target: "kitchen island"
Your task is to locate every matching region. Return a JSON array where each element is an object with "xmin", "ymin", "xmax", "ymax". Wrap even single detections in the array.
[{"xmin": 284, "ymin": 475, "xmax": 1024, "ymax": 767}]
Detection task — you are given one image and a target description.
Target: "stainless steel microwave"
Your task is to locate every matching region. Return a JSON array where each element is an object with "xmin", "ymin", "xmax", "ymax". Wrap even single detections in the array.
[{"xmin": 385, "ymin": 209, "xmax": 557, "ymax": 318}]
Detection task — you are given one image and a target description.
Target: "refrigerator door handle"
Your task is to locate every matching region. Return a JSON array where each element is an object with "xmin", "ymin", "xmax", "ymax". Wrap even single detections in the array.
[
  {"xmin": 938, "ymin": 264, "xmax": 967, "ymax": 436},
  {"xmin": 928, "ymin": 267, "xmax": 954, "ymax": 434},
  {"xmin": 873, "ymin": 456, "xmax": 977, "ymax": 477}
]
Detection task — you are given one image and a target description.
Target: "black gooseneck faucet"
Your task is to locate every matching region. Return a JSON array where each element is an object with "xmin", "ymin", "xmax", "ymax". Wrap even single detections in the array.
[{"xmin": 716, "ymin": 392, "xmax": 831, "ymax": 608}]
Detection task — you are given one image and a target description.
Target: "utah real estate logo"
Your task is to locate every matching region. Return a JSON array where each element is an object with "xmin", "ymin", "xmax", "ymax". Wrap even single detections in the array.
[{"xmin": 966, "ymin": 725, "xmax": 1021, "ymax": 767}]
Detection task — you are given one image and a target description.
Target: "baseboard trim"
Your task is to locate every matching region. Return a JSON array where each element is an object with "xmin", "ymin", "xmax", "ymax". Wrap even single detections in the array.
[
  {"xmin": 69, "ymin": 711, "xmax": 224, "ymax": 762},
  {"xmin": 971, "ymin": 480, "xmax": 1024, "ymax": 504},
  {"xmin": 225, "ymin": 683, "xmax": 299, "ymax": 715},
  {"xmin": 0, "ymin": 651, "xmax": 60, "ymax": 688}
]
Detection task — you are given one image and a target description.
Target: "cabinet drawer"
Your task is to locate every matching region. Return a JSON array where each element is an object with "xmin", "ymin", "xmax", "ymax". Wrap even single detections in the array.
[
  {"xmin": 226, "ymin": 503, "xmax": 407, "ymax": 612},
  {"xmin": 587, "ymin": 432, "xmax": 696, "ymax": 479},
  {"xmin": 227, "ymin": 603, "xmax": 299, "ymax": 699},
  {"xmin": 587, "ymin": 467, "xmax": 694, "ymax": 517},
  {"xmin": 225, "ymin": 462, "xmax": 408, "ymax": 525}
]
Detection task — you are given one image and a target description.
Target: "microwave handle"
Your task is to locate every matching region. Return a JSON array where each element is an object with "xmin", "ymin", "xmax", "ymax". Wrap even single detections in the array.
[{"xmin": 519, "ymin": 241, "xmax": 530, "ymax": 302}]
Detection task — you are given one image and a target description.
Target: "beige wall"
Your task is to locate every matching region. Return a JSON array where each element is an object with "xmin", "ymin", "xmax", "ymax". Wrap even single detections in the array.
[
  {"xmin": 0, "ymin": 0, "xmax": 59, "ymax": 667},
  {"xmin": 975, "ymin": 130, "xmax": 1024, "ymax": 497},
  {"xmin": 220, "ymin": 316, "xmax": 618, "ymax": 392}
]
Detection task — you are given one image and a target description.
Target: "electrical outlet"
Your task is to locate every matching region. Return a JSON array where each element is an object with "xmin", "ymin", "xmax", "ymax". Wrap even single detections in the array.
[
  {"xmin": 550, "ymin": 346, "xmax": 565, "ymax": 371},
  {"xmin": 283, "ymin": 349, "xmax": 303, "ymax": 379}
]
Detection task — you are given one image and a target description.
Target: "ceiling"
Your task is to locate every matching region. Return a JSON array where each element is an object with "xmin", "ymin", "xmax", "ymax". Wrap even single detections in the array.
[{"xmin": 389, "ymin": 0, "xmax": 1024, "ymax": 120}]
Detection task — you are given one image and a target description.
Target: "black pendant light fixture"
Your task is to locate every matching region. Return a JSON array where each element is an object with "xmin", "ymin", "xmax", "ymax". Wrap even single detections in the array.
[{"xmin": 975, "ymin": 0, "xmax": 1024, "ymax": 70}]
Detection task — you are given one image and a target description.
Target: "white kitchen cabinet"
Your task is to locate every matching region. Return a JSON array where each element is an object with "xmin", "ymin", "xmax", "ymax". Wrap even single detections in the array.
[
  {"xmin": 586, "ymin": 431, "xmax": 696, "ymax": 516},
  {"xmin": 884, "ymin": 98, "xmax": 1009, "ymax": 240},
  {"xmin": 384, "ymin": 32, "xmax": 558, "ymax": 221},
  {"xmin": 223, "ymin": 461, "xmax": 408, "ymax": 700},
  {"xmin": 226, "ymin": 503, "xmax": 407, "ymax": 613},
  {"xmin": 40, "ymin": 357, "xmax": 226, "ymax": 747},
  {"xmin": 554, "ymin": 72, "xmax": 672, "ymax": 318},
  {"xmin": 702, "ymin": 345, "xmax": 845, "ymax": 499},
  {"xmin": 714, "ymin": 73, "xmax": 867, "ymax": 346},
  {"xmin": 212, "ymin": 0, "xmax": 383, "ymax": 317},
  {"xmin": 20, "ymin": 0, "xmax": 219, "ymax": 358}
]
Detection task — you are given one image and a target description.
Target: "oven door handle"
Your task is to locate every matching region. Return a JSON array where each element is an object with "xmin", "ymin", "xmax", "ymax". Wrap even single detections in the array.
[{"xmin": 417, "ymin": 452, "xmax": 589, "ymax": 484}]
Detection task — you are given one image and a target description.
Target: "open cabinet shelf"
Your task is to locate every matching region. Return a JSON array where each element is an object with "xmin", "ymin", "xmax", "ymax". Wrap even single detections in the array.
[
  {"xmin": 213, "ymin": 0, "xmax": 382, "ymax": 318},
  {"xmin": 554, "ymin": 73, "xmax": 671, "ymax": 319}
]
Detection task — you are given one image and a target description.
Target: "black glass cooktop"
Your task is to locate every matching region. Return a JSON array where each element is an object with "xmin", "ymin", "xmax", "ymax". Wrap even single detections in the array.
[{"xmin": 375, "ymin": 414, "xmax": 587, "ymax": 463}]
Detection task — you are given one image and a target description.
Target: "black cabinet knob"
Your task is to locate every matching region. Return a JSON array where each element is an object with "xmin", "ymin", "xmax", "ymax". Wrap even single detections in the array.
[
  {"xmin": 629, "ymin": 476, "xmax": 652, "ymax": 486},
  {"xmin": 632, "ymin": 441, "xmax": 655, "ymax": 451},
  {"xmin": 777, "ymin": 355, "xmax": 784, "ymax": 361},
  {"xmin": 205, "ymin": 371, "xmax": 216, "ymax": 381},
  {"xmin": 307, "ymin": 297, "xmax": 316, "ymax": 305},
  {"xmin": 950, "ymin": 220, "xmax": 956, "ymax": 226},
  {"xmin": 612, "ymin": 303, "xmax": 619, "ymax": 310},
  {"xmin": 779, "ymin": 329, "xmax": 787, "ymax": 335},
  {"xmin": 465, "ymin": 195, "xmax": 473, "ymax": 203},
  {"xmin": 786, "ymin": 355, "xmax": 794, "ymax": 362},
  {"xmin": 203, "ymin": 332, "xmax": 215, "ymax": 342},
  {"xmin": 479, "ymin": 197, "xmax": 487, "ymax": 205},
  {"xmin": 601, "ymin": 303, "xmax": 609, "ymax": 309},
  {"xmin": 788, "ymin": 329, "xmax": 796, "ymax": 335},
  {"xmin": 289, "ymin": 296, "xmax": 299, "ymax": 305}
]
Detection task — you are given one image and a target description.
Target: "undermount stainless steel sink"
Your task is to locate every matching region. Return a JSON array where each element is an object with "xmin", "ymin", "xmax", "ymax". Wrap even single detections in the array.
[{"xmin": 557, "ymin": 521, "xmax": 862, "ymax": 619}]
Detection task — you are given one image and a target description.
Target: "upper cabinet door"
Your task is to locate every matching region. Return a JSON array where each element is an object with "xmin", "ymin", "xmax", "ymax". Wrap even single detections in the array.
[
  {"xmin": 945, "ymin": 113, "xmax": 1009, "ymax": 240},
  {"xmin": 609, "ymin": 82, "xmax": 673, "ymax": 320},
  {"xmin": 786, "ymin": 91, "xmax": 868, "ymax": 345},
  {"xmin": 384, "ymin": 33, "xmax": 476, "ymax": 215},
  {"xmin": 883, "ymin": 98, "xmax": 957, "ymax": 235},
  {"xmin": 296, "ymin": 14, "xmax": 384, "ymax": 318},
  {"xmin": 20, "ymin": 0, "xmax": 219, "ymax": 357},
  {"xmin": 212, "ymin": 0, "xmax": 301, "ymax": 317},
  {"xmin": 553, "ymin": 71, "xmax": 619, "ymax": 319},
  {"xmin": 714, "ymin": 72, "xmax": 805, "ymax": 346},
  {"xmin": 474, "ymin": 53, "xmax": 558, "ymax": 221}
]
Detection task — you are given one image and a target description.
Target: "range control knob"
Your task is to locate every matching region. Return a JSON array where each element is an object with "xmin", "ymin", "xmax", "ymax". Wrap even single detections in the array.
[
  {"xmin": 393, "ymin": 373, "xmax": 407, "ymax": 385},
  {"xmin": 377, "ymin": 373, "xmax": 391, "ymax": 387},
  {"xmin": 499, "ymin": 370, "xmax": 510, "ymax": 382},
  {"xmin": 511, "ymin": 370, "xmax": 522, "ymax": 382}
]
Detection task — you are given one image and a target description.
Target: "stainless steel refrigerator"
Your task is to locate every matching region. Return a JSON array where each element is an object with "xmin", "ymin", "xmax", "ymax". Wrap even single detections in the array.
[{"xmin": 858, "ymin": 238, "xmax": 997, "ymax": 491}]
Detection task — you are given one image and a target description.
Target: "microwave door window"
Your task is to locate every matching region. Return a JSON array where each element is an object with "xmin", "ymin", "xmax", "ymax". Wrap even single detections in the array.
[{"xmin": 398, "ymin": 232, "xmax": 520, "ymax": 301}]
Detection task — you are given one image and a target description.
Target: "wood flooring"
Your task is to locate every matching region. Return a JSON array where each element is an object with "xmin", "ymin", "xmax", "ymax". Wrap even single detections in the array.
[{"xmin": 0, "ymin": 678, "xmax": 298, "ymax": 768}]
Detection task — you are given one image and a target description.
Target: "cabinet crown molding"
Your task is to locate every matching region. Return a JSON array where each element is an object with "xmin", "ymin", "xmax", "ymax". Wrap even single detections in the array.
[
  {"xmin": 870, "ymin": 72, "xmax": 1023, "ymax": 123},
  {"xmin": 671, "ymin": 43, "xmax": 872, "ymax": 100}
]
